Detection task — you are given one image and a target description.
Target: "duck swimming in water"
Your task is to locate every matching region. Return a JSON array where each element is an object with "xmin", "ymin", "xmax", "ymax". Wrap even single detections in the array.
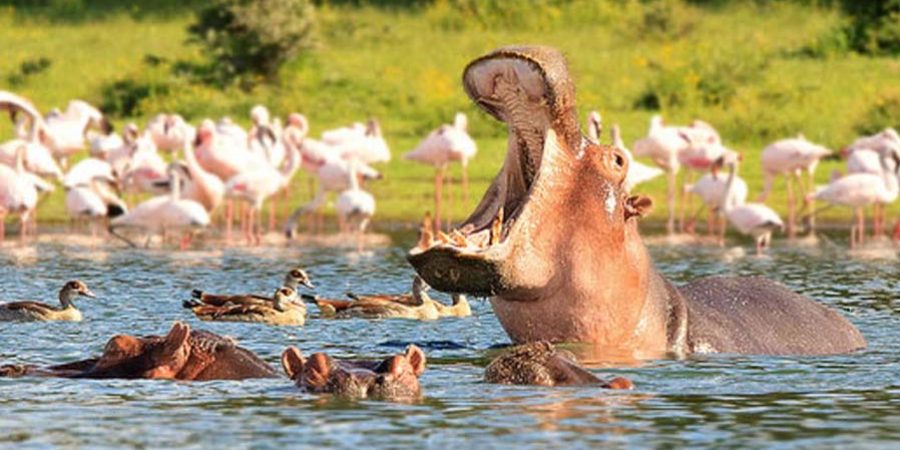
[
  {"xmin": 186, "ymin": 287, "xmax": 306, "ymax": 325},
  {"xmin": 0, "ymin": 280, "xmax": 96, "ymax": 322},
  {"xmin": 184, "ymin": 266, "xmax": 313, "ymax": 310},
  {"xmin": 305, "ymin": 276, "xmax": 440, "ymax": 320}
]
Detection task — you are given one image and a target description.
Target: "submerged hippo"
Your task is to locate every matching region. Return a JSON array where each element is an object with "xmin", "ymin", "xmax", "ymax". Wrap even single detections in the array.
[
  {"xmin": 408, "ymin": 45, "xmax": 865, "ymax": 356},
  {"xmin": 0, "ymin": 322, "xmax": 277, "ymax": 380},
  {"xmin": 281, "ymin": 345, "xmax": 426, "ymax": 400},
  {"xmin": 486, "ymin": 342, "xmax": 633, "ymax": 389}
]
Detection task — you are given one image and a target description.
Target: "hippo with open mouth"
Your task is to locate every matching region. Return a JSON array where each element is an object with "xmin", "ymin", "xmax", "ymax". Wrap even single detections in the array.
[
  {"xmin": 408, "ymin": 45, "xmax": 865, "ymax": 356},
  {"xmin": 0, "ymin": 322, "xmax": 278, "ymax": 380}
]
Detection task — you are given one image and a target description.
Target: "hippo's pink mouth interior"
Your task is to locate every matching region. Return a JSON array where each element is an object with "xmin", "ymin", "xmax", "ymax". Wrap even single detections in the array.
[{"xmin": 408, "ymin": 55, "xmax": 563, "ymax": 296}]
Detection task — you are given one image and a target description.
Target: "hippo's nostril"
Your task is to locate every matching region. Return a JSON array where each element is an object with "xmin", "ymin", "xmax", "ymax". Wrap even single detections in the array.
[{"xmin": 614, "ymin": 153, "xmax": 625, "ymax": 168}]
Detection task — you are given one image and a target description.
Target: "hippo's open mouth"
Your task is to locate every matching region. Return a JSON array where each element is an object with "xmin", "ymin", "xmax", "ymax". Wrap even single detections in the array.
[{"xmin": 408, "ymin": 47, "xmax": 581, "ymax": 296}]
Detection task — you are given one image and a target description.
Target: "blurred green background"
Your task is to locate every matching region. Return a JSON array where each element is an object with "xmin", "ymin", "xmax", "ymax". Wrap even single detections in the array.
[{"xmin": 1, "ymin": 0, "xmax": 898, "ymax": 228}]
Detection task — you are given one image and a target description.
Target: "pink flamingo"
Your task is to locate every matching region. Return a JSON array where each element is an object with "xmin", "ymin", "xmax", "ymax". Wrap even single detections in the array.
[
  {"xmin": 813, "ymin": 148, "xmax": 900, "ymax": 248},
  {"xmin": 759, "ymin": 135, "xmax": 832, "ymax": 237},
  {"xmin": 43, "ymin": 99, "xmax": 110, "ymax": 166},
  {"xmin": 147, "ymin": 113, "xmax": 195, "ymax": 153},
  {"xmin": 632, "ymin": 115, "xmax": 692, "ymax": 234},
  {"xmin": 0, "ymin": 144, "xmax": 39, "ymax": 240},
  {"xmin": 109, "ymin": 164, "xmax": 210, "ymax": 249},
  {"xmin": 225, "ymin": 141, "xmax": 302, "ymax": 245},
  {"xmin": 405, "ymin": 112, "xmax": 477, "ymax": 230},
  {"xmin": 720, "ymin": 157, "xmax": 784, "ymax": 255}
]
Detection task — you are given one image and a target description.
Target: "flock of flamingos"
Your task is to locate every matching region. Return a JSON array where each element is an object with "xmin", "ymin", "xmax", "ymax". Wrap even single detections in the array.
[{"xmin": 1, "ymin": 89, "xmax": 899, "ymax": 254}]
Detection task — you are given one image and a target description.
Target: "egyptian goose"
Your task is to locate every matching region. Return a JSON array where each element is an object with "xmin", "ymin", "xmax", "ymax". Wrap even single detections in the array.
[
  {"xmin": 186, "ymin": 287, "xmax": 306, "ymax": 326},
  {"xmin": 0, "ymin": 280, "xmax": 95, "ymax": 322},
  {"xmin": 306, "ymin": 276, "xmax": 439, "ymax": 320},
  {"xmin": 432, "ymin": 293, "xmax": 471, "ymax": 318},
  {"xmin": 184, "ymin": 267, "xmax": 313, "ymax": 310}
]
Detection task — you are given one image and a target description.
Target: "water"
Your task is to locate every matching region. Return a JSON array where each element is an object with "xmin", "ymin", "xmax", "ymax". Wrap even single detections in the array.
[{"xmin": 1, "ymin": 232, "xmax": 898, "ymax": 449}]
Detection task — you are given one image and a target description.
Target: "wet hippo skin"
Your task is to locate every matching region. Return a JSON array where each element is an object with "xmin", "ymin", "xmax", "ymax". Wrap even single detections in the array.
[
  {"xmin": 407, "ymin": 45, "xmax": 866, "ymax": 356},
  {"xmin": 0, "ymin": 322, "xmax": 278, "ymax": 380}
]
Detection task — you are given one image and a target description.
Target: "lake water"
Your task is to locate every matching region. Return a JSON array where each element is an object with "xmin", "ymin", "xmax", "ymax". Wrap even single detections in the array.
[{"xmin": 1, "ymin": 231, "xmax": 898, "ymax": 449}]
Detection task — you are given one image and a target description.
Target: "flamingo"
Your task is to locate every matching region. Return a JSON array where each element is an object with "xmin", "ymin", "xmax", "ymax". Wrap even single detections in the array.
[
  {"xmin": 178, "ymin": 141, "xmax": 225, "ymax": 213},
  {"xmin": 110, "ymin": 163, "xmax": 210, "ymax": 249},
  {"xmin": 331, "ymin": 118, "xmax": 391, "ymax": 164},
  {"xmin": 405, "ymin": 112, "xmax": 477, "ymax": 230},
  {"xmin": 42, "ymin": 99, "xmax": 110, "ymax": 165},
  {"xmin": 632, "ymin": 115, "xmax": 692, "ymax": 234},
  {"xmin": 335, "ymin": 160, "xmax": 376, "ymax": 249},
  {"xmin": 843, "ymin": 129, "xmax": 900, "ymax": 236},
  {"xmin": 720, "ymin": 158, "xmax": 784, "ymax": 255},
  {"xmin": 758, "ymin": 135, "xmax": 832, "ymax": 237},
  {"xmin": 0, "ymin": 92, "xmax": 62, "ymax": 180},
  {"xmin": 283, "ymin": 155, "xmax": 381, "ymax": 237},
  {"xmin": 0, "ymin": 144, "xmax": 39, "ymax": 240},
  {"xmin": 118, "ymin": 124, "xmax": 168, "ymax": 195},
  {"xmin": 247, "ymin": 105, "xmax": 285, "ymax": 168},
  {"xmin": 813, "ymin": 147, "xmax": 900, "ymax": 248},
  {"xmin": 224, "ymin": 140, "xmax": 302, "ymax": 245},
  {"xmin": 63, "ymin": 157, "xmax": 115, "ymax": 189},
  {"xmin": 322, "ymin": 121, "xmax": 366, "ymax": 145},
  {"xmin": 688, "ymin": 151, "xmax": 748, "ymax": 240},
  {"xmin": 65, "ymin": 176, "xmax": 127, "ymax": 237},
  {"xmin": 147, "ymin": 113, "xmax": 196, "ymax": 153},
  {"xmin": 89, "ymin": 130, "xmax": 124, "ymax": 160}
]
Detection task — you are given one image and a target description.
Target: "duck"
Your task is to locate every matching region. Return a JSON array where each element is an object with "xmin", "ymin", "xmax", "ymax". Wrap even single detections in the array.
[
  {"xmin": 186, "ymin": 287, "xmax": 306, "ymax": 326},
  {"xmin": 0, "ymin": 280, "xmax": 95, "ymax": 322},
  {"xmin": 183, "ymin": 266, "xmax": 313, "ymax": 310},
  {"xmin": 305, "ymin": 276, "xmax": 440, "ymax": 320}
]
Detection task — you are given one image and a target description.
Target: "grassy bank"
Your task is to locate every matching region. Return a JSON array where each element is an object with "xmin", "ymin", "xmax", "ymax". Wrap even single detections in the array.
[{"xmin": 2, "ymin": 1, "xmax": 899, "ymax": 229}]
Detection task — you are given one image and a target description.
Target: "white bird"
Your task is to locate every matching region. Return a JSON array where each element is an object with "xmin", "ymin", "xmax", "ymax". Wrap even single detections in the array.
[
  {"xmin": 0, "ymin": 144, "xmax": 39, "ymax": 241},
  {"xmin": 178, "ymin": 141, "xmax": 225, "ymax": 213},
  {"xmin": 110, "ymin": 164, "xmax": 210, "ymax": 249},
  {"xmin": 405, "ymin": 112, "xmax": 478, "ymax": 229},
  {"xmin": 689, "ymin": 151, "xmax": 748, "ymax": 239},
  {"xmin": 284, "ymin": 155, "xmax": 381, "ymax": 237},
  {"xmin": 0, "ymin": 91, "xmax": 62, "ymax": 180},
  {"xmin": 118, "ymin": 124, "xmax": 168, "ymax": 195},
  {"xmin": 632, "ymin": 115, "xmax": 693, "ymax": 234},
  {"xmin": 335, "ymin": 160, "xmax": 376, "ymax": 235},
  {"xmin": 843, "ymin": 129, "xmax": 900, "ymax": 236},
  {"xmin": 65, "ymin": 176, "xmax": 127, "ymax": 237},
  {"xmin": 63, "ymin": 157, "xmax": 114, "ymax": 189},
  {"xmin": 758, "ymin": 135, "xmax": 832, "ymax": 237},
  {"xmin": 225, "ymin": 140, "xmax": 302, "ymax": 245},
  {"xmin": 89, "ymin": 130, "xmax": 124, "ymax": 160},
  {"xmin": 813, "ymin": 148, "xmax": 900, "ymax": 248},
  {"xmin": 247, "ymin": 105, "xmax": 286, "ymax": 168},
  {"xmin": 147, "ymin": 113, "xmax": 196, "ymax": 153},
  {"xmin": 720, "ymin": 158, "xmax": 784, "ymax": 255},
  {"xmin": 322, "ymin": 122, "xmax": 366, "ymax": 145},
  {"xmin": 43, "ymin": 99, "xmax": 110, "ymax": 165},
  {"xmin": 331, "ymin": 119, "xmax": 391, "ymax": 164}
]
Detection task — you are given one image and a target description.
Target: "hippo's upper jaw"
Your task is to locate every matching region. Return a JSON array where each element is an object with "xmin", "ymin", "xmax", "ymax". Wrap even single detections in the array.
[{"xmin": 408, "ymin": 46, "xmax": 637, "ymax": 299}]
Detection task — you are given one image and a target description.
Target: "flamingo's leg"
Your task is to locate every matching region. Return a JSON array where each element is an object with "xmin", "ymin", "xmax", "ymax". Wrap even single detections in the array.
[
  {"xmin": 786, "ymin": 175, "xmax": 796, "ymax": 239},
  {"xmin": 461, "ymin": 162, "xmax": 470, "ymax": 205},
  {"xmin": 225, "ymin": 199, "xmax": 233, "ymax": 244},
  {"xmin": 269, "ymin": 196, "xmax": 277, "ymax": 233},
  {"xmin": 666, "ymin": 170, "xmax": 677, "ymax": 235},
  {"xmin": 434, "ymin": 166, "xmax": 445, "ymax": 234}
]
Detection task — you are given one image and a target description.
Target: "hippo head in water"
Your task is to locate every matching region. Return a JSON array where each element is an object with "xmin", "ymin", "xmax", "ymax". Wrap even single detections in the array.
[
  {"xmin": 408, "ymin": 46, "xmax": 658, "ymax": 347},
  {"xmin": 0, "ymin": 322, "xmax": 278, "ymax": 380},
  {"xmin": 408, "ymin": 45, "xmax": 866, "ymax": 357},
  {"xmin": 281, "ymin": 345, "xmax": 426, "ymax": 400},
  {"xmin": 485, "ymin": 342, "xmax": 633, "ymax": 389}
]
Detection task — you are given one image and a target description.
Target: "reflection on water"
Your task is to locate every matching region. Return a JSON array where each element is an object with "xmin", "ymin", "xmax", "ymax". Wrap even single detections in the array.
[{"xmin": 0, "ymin": 231, "xmax": 898, "ymax": 448}]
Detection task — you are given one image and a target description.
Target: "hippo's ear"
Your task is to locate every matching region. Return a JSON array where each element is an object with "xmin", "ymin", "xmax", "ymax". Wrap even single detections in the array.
[
  {"xmin": 280, "ymin": 347, "xmax": 305, "ymax": 381},
  {"xmin": 603, "ymin": 376, "xmax": 635, "ymax": 390},
  {"xmin": 162, "ymin": 321, "xmax": 191, "ymax": 355},
  {"xmin": 625, "ymin": 195, "xmax": 653, "ymax": 221},
  {"xmin": 405, "ymin": 345, "xmax": 426, "ymax": 377},
  {"xmin": 304, "ymin": 353, "xmax": 331, "ymax": 389}
]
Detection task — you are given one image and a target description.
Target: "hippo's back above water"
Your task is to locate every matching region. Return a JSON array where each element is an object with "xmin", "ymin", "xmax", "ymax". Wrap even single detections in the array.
[{"xmin": 680, "ymin": 276, "xmax": 866, "ymax": 355}]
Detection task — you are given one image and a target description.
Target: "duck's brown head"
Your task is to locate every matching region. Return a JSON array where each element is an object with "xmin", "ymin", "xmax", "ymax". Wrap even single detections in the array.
[
  {"xmin": 286, "ymin": 267, "xmax": 314, "ymax": 290},
  {"xmin": 407, "ymin": 46, "xmax": 651, "ymax": 297}
]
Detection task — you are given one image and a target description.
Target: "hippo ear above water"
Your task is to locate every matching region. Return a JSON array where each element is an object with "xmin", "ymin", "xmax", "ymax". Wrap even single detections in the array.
[
  {"xmin": 405, "ymin": 345, "xmax": 426, "ymax": 377},
  {"xmin": 162, "ymin": 321, "xmax": 191, "ymax": 356},
  {"xmin": 280, "ymin": 347, "xmax": 305, "ymax": 381}
]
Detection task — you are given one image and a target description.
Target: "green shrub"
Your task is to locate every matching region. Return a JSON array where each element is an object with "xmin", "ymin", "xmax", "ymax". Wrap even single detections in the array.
[
  {"xmin": 855, "ymin": 90, "xmax": 900, "ymax": 135},
  {"xmin": 188, "ymin": 0, "xmax": 317, "ymax": 86},
  {"xmin": 6, "ymin": 56, "xmax": 52, "ymax": 87},
  {"xmin": 841, "ymin": 0, "xmax": 900, "ymax": 55}
]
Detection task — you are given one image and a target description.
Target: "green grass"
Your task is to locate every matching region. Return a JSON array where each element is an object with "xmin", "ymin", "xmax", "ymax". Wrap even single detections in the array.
[{"xmin": 2, "ymin": 1, "xmax": 899, "ymax": 230}]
